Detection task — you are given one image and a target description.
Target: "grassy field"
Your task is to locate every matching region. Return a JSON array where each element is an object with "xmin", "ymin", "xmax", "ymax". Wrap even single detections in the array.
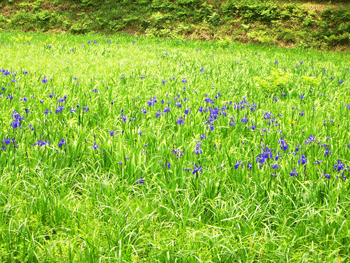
[{"xmin": 1, "ymin": 31, "xmax": 350, "ymax": 262}]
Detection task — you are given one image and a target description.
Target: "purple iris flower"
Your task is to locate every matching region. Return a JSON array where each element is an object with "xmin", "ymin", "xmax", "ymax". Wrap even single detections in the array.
[
  {"xmin": 58, "ymin": 139, "xmax": 66, "ymax": 147},
  {"xmin": 241, "ymin": 116, "xmax": 248, "ymax": 123},
  {"xmin": 137, "ymin": 176, "xmax": 145, "ymax": 184},
  {"xmin": 298, "ymin": 155, "xmax": 307, "ymax": 165},
  {"xmin": 290, "ymin": 168, "xmax": 298, "ymax": 177},
  {"xmin": 193, "ymin": 165, "xmax": 203, "ymax": 174},
  {"xmin": 177, "ymin": 116, "xmax": 184, "ymax": 125},
  {"xmin": 91, "ymin": 142, "xmax": 99, "ymax": 150}
]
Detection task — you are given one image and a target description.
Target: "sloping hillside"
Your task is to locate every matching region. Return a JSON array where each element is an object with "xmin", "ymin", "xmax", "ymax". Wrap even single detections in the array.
[{"xmin": 0, "ymin": 0, "xmax": 350, "ymax": 50}]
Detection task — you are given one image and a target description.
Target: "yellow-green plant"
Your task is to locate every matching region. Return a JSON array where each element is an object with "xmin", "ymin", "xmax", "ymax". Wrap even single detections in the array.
[{"xmin": 254, "ymin": 68, "xmax": 292, "ymax": 95}]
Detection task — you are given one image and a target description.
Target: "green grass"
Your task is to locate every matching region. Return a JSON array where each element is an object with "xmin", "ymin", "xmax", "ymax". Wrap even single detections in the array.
[{"xmin": 0, "ymin": 31, "xmax": 350, "ymax": 262}]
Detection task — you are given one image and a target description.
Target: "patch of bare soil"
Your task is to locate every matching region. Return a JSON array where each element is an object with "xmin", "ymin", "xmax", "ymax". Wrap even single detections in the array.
[
  {"xmin": 41, "ymin": 2, "xmax": 72, "ymax": 12},
  {"xmin": 333, "ymin": 44, "xmax": 350, "ymax": 52},
  {"xmin": 277, "ymin": 1, "xmax": 350, "ymax": 12},
  {"xmin": 299, "ymin": 3, "xmax": 331, "ymax": 12},
  {"xmin": 277, "ymin": 40, "xmax": 296, "ymax": 49},
  {"xmin": 45, "ymin": 28, "xmax": 66, "ymax": 34},
  {"xmin": 0, "ymin": 6, "xmax": 12, "ymax": 17}
]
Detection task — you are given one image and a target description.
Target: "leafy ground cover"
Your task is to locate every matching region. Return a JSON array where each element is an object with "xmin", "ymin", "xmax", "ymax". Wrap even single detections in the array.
[
  {"xmin": 1, "ymin": 31, "xmax": 350, "ymax": 262},
  {"xmin": 0, "ymin": 0, "xmax": 350, "ymax": 51}
]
